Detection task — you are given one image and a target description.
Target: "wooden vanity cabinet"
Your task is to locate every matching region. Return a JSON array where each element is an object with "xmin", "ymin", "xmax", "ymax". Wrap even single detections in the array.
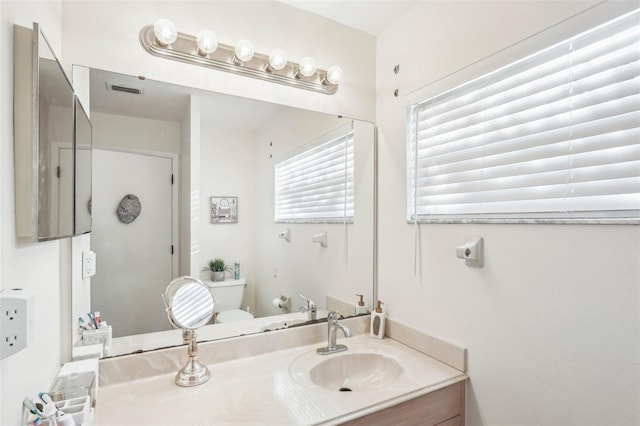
[{"xmin": 340, "ymin": 381, "xmax": 465, "ymax": 426}]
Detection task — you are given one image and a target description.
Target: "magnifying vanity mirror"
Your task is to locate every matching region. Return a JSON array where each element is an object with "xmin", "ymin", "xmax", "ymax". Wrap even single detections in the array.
[
  {"xmin": 72, "ymin": 66, "xmax": 376, "ymax": 358},
  {"xmin": 162, "ymin": 277, "xmax": 215, "ymax": 386}
]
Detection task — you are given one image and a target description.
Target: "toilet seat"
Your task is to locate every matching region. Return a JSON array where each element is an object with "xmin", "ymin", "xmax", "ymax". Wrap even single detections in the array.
[{"xmin": 216, "ymin": 309, "xmax": 254, "ymax": 323}]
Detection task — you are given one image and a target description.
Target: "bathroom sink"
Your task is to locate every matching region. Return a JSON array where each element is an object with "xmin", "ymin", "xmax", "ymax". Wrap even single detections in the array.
[
  {"xmin": 309, "ymin": 353, "xmax": 402, "ymax": 391},
  {"xmin": 289, "ymin": 345, "xmax": 407, "ymax": 392}
]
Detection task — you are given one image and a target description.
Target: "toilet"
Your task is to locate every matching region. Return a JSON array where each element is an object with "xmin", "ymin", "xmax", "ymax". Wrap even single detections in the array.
[{"xmin": 203, "ymin": 278, "xmax": 254, "ymax": 323}]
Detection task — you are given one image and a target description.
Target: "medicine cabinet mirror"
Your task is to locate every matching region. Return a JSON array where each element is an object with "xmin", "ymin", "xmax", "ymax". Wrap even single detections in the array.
[
  {"xmin": 13, "ymin": 23, "xmax": 92, "ymax": 241},
  {"xmin": 72, "ymin": 67, "xmax": 375, "ymax": 357}
]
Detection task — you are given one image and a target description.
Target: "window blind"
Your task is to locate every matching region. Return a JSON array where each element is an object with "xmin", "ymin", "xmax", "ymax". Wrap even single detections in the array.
[
  {"xmin": 407, "ymin": 9, "xmax": 640, "ymax": 223},
  {"xmin": 275, "ymin": 127, "xmax": 354, "ymax": 222}
]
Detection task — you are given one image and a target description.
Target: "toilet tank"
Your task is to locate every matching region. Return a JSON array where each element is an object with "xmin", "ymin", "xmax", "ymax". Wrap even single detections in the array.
[{"xmin": 203, "ymin": 278, "xmax": 246, "ymax": 312}]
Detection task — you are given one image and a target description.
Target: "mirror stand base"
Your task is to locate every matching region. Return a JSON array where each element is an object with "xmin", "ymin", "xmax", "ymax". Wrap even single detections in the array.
[{"xmin": 175, "ymin": 357, "xmax": 210, "ymax": 387}]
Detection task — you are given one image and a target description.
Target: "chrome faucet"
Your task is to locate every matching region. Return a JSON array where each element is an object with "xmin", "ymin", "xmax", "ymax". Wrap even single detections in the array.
[
  {"xmin": 317, "ymin": 311, "xmax": 352, "ymax": 355},
  {"xmin": 300, "ymin": 294, "xmax": 317, "ymax": 321}
]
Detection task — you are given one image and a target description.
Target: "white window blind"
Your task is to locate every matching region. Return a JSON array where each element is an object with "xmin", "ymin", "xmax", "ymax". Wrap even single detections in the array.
[
  {"xmin": 275, "ymin": 126, "xmax": 354, "ymax": 222},
  {"xmin": 407, "ymin": 9, "xmax": 640, "ymax": 223}
]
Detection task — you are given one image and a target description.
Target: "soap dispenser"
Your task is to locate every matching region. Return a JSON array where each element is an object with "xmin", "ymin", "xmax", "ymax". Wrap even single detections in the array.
[
  {"xmin": 369, "ymin": 300, "xmax": 385, "ymax": 339},
  {"xmin": 355, "ymin": 294, "xmax": 368, "ymax": 315}
]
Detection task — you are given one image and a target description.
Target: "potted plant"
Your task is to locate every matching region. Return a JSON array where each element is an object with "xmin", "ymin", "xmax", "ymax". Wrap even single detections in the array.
[{"xmin": 207, "ymin": 258, "xmax": 230, "ymax": 281}]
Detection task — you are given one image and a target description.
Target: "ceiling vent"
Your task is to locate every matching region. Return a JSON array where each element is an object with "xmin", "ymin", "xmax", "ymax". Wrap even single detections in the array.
[{"xmin": 106, "ymin": 83, "xmax": 143, "ymax": 95}]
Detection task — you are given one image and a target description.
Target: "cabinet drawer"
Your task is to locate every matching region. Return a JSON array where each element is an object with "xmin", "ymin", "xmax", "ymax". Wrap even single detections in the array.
[{"xmin": 340, "ymin": 381, "xmax": 465, "ymax": 426}]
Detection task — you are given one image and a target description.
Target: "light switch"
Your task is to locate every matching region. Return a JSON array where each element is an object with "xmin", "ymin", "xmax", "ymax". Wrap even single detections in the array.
[{"xmin": 82, "ymin": 250, "xmax": 96, "ymax": 279}]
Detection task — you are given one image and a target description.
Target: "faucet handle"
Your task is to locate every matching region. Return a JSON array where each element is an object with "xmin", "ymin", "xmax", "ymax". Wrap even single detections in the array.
[
  {"xmin": 327, "ymin": 311, "xmax": 339, "ymax": 322},
  {"xmin": 300, "ymin": 294, "xmax": 316, "ymax": 308}
]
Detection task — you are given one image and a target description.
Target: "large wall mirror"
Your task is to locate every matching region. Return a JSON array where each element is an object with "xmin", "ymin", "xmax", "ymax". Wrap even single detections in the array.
[{"xmin": 73, "ymin": 67, "xmax": 375, "ymax": 357}]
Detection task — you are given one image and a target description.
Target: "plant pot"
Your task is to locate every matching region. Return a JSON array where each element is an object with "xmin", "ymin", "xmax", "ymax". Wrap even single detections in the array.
[{"xmin": 212, "ymin": 271, "xmax": 225, "ymax": 281}]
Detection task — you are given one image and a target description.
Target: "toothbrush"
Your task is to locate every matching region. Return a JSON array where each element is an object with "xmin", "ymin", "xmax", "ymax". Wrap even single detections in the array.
[
  {"xmin": 39, "ymin": 392, "xmax": 67, "ymax": 415},
  {"xmin": 38, "ymin": 392, "xmax": 60, "ymax": 420},
  {"xmin": 23, "ymin": 397, "xmax": 44, "ymax": 426},
  {"xmin": 23, "ymin": 397, "xmax": 43, "ymax": 416},
  {"xmin": 78, "ymin": 317, "xmax": 89, "ymax": 330},
  {"xmin": 38, "ymin": 392, "xmax": 54, "ymax": 405},
  {"xmin": 87, "ymin": 313, "xmax": 98, "ymax": 329}
]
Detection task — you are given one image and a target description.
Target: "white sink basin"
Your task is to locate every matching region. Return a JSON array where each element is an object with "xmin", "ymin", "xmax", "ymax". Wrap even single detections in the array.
[
  {"xmin": 309, "ymin": 353, "xmax": 402, "ymax": 391},
  {"xmin": 289, "ymin": 343, "xmax": 413, "ymax": 392}
]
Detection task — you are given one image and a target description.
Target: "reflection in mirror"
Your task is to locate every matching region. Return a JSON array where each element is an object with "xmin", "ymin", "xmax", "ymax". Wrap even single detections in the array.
[
  {"xmin": 162, "ymin": 277, "xmax": 214, "ymax": 386},
  {"xmin": 74, "ymin": 97, "xmax": 92, "ymax": 235},
  {"xmin": 75, "ymin": 67, "xmax": 375, "ymax": 357},
  {"xmin": 37, "ymin": 25, "xmax": 75, "ymax": 240}
]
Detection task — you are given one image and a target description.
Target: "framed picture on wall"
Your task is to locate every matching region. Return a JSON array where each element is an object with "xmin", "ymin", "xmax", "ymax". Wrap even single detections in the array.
[{"xmin": 211, "ymin": 196, "xmax": 238, "ymax": 223}]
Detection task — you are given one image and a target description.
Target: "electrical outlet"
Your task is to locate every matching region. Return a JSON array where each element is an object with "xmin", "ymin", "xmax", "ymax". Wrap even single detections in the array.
[
  {"xmin": 82, "ymin": 250, "xmax": 96, "ymax": 279},
  {"xmin": 0, "ymin": 289, "xmax": 34, "ymax": 360}
]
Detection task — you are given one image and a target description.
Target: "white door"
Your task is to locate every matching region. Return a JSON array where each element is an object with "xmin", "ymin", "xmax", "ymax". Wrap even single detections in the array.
[{"xmin": 91, "ymin": 149, "xmax": 174, "ymax": 337}]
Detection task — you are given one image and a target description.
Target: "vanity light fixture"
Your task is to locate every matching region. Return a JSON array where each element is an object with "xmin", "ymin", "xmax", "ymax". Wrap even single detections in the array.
[
  {"xmin": 296, "ymin": 56, "xmax": 317, "ymax": 78},
  {"xmin": 267, "ymin": 49, "xmax": 288, "ymax": 71},
  {"xmin": 196, "ymin": 29, "xmax": 218, "ymax": 55},
  {"xmin": 234, "ymin": 39, "xmax": 255, "ymax": 63},
  {"xmin": 140, "ymin": 19, "xmax": 341, "ymax": 95},
  {"xmin": 325, "ymin": 66, "xmax": 344, "ymax": 85},
  {"xmin": 153, "ymin": 19, "xmax": 178, "ymax": 46}
]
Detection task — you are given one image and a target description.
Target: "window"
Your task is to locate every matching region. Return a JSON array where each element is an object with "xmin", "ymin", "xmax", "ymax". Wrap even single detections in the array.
[
  {"xmin": 407, "ymin": 9, "xmax": 640, "ymax": 223},
  {"xmin": 275, "ymin": 125, "xmax": 354, "ymax": 222}
]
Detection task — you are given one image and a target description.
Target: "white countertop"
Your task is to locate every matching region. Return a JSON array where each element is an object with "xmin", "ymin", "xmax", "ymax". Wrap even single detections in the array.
[{"xmin": 95, "ymin": 334, "xmax": 466, "ymax": 425}]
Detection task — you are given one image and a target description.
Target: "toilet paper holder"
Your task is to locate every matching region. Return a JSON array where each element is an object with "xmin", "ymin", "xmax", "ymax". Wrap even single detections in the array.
[
  {"xmin": 312, "ymin": 231, "xmax": 327, "ymax": 248},
  {"xmin": 273, "ymin": 295, "xmax": 291, "ymax": 312},
  {"xmin": 278, "ymin": 229, "xmax": 291, "ymax": 242},
  {"xmin": 456, "ymin": 236, "xmax": 484, "ymax": 267}
]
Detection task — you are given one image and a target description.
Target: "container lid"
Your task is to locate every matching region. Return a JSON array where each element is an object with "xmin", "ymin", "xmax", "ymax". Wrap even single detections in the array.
[{"xmin": 216, "ymin": 309, "xmax": 254, "ymax": 323}]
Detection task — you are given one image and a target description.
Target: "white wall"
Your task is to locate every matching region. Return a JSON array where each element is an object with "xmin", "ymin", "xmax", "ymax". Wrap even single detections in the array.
[
  {"xmin": 198, "ymin": 125, "xmax": 258, "ymax": 310},
  {"xmin": 91, "ymin": 112, "xmax": 181, "ymax": 154},
  {"xmin": 1, "ymin": 2, "xmax": 64, "ymax": 425},
  {"xmin": 376, "ymin": 1, "xmax": 640, "ymax": 425},
  {"xmin": 61, "ymin": 0, "xmax": 376, "ymax": 122}
]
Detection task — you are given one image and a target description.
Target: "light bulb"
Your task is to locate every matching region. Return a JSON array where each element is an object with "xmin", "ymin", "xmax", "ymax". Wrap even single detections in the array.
[
  {"xmin": 326, "ymin": 66, "xmax": 344, "ymax": 85},
  {"xmin": 153, "ymin": 19, "xmax": 177, "ymax": 46},
  {"xmin": 268, "ymin": 49, "xmax": 288, "ymax": 71},
  {"xmin": 234, "ymin": 40, "xmax": 255, "ymax": 62},
  {"xmin": 196, "ymin": 30, "xmax": 218, "ymax": 55},
  {"xmin": 298, "ymin": 57, "xmax": 317, "ymax": 77}
]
